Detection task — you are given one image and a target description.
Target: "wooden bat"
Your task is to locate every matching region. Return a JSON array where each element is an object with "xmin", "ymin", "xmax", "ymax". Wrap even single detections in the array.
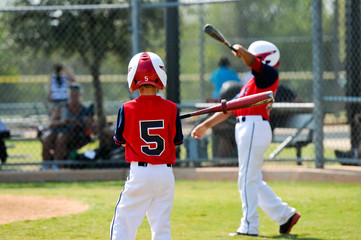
[
  {"xmin": 180, "ymin": 91, "xmax": 274, "ymax": 119},
  {"xmin": 204, "ymin": 24, "xmax": 237, "ymax": 52}
]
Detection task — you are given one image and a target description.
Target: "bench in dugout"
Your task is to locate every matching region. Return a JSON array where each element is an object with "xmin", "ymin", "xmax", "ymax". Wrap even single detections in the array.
[{"xmin": 269, "ymin": 103, "xmax": 314, "ymax": 163}]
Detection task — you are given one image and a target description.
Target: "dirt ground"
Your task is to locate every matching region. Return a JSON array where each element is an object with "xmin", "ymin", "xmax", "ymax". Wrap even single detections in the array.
[{"xmin": 0, "ymin": 194, "xmax": 89, "ymax": 225}]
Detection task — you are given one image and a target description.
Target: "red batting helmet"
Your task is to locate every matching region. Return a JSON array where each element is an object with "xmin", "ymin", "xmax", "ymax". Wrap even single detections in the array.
[
  {"xmin": 248, "ymin": 40, "xmax": 280, "ymax": 68},
  {"xmin": 127, "ymin": 52, "xmax": 167, "ymax": 92}
]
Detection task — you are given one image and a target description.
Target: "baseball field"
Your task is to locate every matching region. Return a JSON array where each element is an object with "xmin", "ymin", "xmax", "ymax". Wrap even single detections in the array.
[{"xmin": 0, "ymin": 180, "xmax": 360, "ymax": 240}]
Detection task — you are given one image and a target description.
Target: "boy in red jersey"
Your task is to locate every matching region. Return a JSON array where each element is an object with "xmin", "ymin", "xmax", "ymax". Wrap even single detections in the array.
[
  {"xmin": 191, "ymin": 41, "xmax": 300, "ymax": 236},
  {"xmin": 110, "ymin": 52, "xmax": 183, "ymax": 240}
]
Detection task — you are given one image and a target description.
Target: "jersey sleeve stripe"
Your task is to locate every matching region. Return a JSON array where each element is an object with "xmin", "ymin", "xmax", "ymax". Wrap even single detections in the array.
[
  {"xmin": 174, "ymin": 140, "xmax": 183, "ymax": 146},
  {"xmin": 113, "ymin": 136, "xmax": 125, "ymax": 145}
]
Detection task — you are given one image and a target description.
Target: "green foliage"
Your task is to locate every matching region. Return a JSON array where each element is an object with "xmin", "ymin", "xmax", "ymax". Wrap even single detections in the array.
[
  {"xmin": 7, "ymin": 0, "xmax": 131, "ymax": 68},
  {"xmin": 178, "ymin": 0, "xmax": 344, "ymax": 75},
  {"xmin": 0, "ymin": 181, "xmax": 360, "ymax": 239},
  {"xmin": 0, "ymin": 22, "xmax": 19, "ymax": 75}
]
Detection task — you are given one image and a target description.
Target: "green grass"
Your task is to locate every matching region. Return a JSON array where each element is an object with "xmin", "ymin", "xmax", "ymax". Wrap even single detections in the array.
[
  {"xmin": 6, "ymin": 139, "xmax": 99, "ymax": 162},
  {"xmin": 4, "ymin": 139, "xmax": 99, "ymax": 171},
  {"xmin": 5, "ymin": 136, "xmax": 337, "ymax": 168},
  {"xmin": 0, "ymin": 180, "xmax": 360, "ymax": 240},
  {"xmin": 179, "ymin": 141, "xmax": 332, "ymax": 163},
  {"xmin": 265, "ymin": 143, "xmax": 337, "ymax": 159}
]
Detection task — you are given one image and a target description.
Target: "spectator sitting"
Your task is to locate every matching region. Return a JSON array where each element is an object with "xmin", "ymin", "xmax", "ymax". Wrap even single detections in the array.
[
  {"xmin": 269, "ymin": 84, "xmax": 302, "ymax": 132},
  {"xmin": 211, "ymin": 81, "xmax": 243, "ymax": 159},
  {"xmin": 47, "ymin": 64, "xmax": 75, "ymax": 115},
  {"xmin": 334, "ymin": 112, "xmax": 361, "ymax": 166},
  {"xmin": 274, "ymin": 85, "xmax": 302, "ymax": 103},
  {"xmin": 209, "ymin": 57, "xmax": 241, "ymax": 101},
  {"xmin": 41, "ymin": 83, "xmax": 93, "ymax": 170},
  {"xmin": 0, "ymin": 119, "xmax": 10, "ymax": 164}
]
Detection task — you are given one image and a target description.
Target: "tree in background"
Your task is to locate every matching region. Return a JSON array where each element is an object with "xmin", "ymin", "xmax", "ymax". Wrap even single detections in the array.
[
  {"xmin": 5, "ymin": 0, "xmax": 162, "ymax": 148},
  {"xmin": 0, "ymin": 19, "xmax": 22, "ymax": 103}
]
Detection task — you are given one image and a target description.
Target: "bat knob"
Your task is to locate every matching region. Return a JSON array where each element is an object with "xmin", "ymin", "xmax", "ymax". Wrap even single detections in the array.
[
  {"xmin": 204, "ymin": 24, "xmax": 212, "ymax": 33},
  {"xmin": 266, "ymin": 91, "xmax": 275, "ymax": 103},
  {"xmin": 221, "ymin": 99, "xmax": 228, "ymax": 114}
]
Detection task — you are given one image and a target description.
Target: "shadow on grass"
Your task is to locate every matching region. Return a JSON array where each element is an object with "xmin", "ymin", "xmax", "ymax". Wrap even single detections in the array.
[{"xmin": 263, "ymin": 233, "xmax": 324, "ymax": 240}]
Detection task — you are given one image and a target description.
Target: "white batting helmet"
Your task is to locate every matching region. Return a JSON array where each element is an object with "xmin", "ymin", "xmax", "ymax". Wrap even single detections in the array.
[
  {"xmin": 127, "ymin": 52, "xmax": 167, "ymax": 92},
  {"xmin": 248, "ymin": 40, "xmax": 280, "ymax": 68}
]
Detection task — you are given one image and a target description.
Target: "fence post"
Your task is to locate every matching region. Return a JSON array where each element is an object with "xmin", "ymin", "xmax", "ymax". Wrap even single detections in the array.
[
  {"xmin": 165, "ymin": 0, "xmax": 180, "ymax": 103},
  {"xmin": 199, "ymin": 4, "xmax": 206, "ymax": 102},
  {"xmin": 332, "ymin": 0, "xmax": 340, "ymax": 84},
  {"xmin": 131, "ymin": 0, "xmax": 141, "ymax": 56},
  {"xmin": 312, "ymin": 0, "xmax": 324, "ymax": 168}
]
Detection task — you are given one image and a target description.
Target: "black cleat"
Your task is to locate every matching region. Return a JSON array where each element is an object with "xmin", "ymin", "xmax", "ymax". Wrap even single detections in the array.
[{"xmin": 279, "ymin": 212, "xmax": 301, "ymax": 234}]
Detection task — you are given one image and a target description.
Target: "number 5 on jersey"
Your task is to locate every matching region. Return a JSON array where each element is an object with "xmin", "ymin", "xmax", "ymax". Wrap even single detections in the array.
[{"xmin": 140, "ymin": 120, "xmax": 165, "ymax": 156}]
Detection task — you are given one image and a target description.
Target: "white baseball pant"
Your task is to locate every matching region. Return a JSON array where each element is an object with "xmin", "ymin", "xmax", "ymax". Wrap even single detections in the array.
[
  {"xmin": 235, "ymin": 115, "xmax": 296, "ymax": 235},
  {"xmin": 110, "ymin": 162, "xmax": 175, "ymax": 240}
]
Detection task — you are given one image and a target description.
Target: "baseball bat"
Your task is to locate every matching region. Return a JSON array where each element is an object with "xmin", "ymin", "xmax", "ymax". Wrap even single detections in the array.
[
  {"xmin": 204, "ymin": 24, "xmax": 237, "ymax": 52},
  {"xmin": 180, "ymin": 91, "xmax": 274, "ymax": 119}
]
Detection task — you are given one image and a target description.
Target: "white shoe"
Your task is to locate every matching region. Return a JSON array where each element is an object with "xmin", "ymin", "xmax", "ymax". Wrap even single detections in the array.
[{"xmin": 229, "ymin": 232, "xmax": 258, "ymax": 237}]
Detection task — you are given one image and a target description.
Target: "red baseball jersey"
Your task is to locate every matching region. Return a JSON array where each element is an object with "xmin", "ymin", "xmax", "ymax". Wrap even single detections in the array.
[
  {"xmin": 114, "ymin": 95, "xmax": 183, "ymax": 165},
  {"xmin": 233, "ymin": 58, "xmax": 279, "ymax": 120}
]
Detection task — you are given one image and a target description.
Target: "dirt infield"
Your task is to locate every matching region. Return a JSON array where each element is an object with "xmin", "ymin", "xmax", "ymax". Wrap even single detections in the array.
[{"xmin": 0, "ymin": 194, "xmax": 88, "ymax": 224}]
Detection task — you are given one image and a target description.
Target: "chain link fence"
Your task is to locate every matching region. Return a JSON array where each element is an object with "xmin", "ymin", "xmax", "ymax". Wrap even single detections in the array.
[{"xmin": 0, "ymin": 0, "xmax": 360, "ymax": 171}]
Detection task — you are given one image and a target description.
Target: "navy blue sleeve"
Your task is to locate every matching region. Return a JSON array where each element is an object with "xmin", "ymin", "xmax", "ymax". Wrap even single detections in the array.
[
  {"xmin": 113, "ymin": 104, "xmax": 126, "ymax": 145},
  {"xmin": 174, "ymin": 107, "xmax": 184, "ymax": 145},
  {"xmin": 252, "ymin": 63, "xmax": 279, "ymax": 89},
  {"xmin": 232, "ymin": 92, "xmax": 241, "ymax": 100}
]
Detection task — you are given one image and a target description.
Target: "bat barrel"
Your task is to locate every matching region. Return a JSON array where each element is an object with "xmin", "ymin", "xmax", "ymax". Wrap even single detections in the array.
[
  {"xmin": 180, "ymin": 91, "xmax": 274, "ymax": 119},
  {"xmin": 203, "ymin": 23, "xmax": 236, "ymax": 52}
]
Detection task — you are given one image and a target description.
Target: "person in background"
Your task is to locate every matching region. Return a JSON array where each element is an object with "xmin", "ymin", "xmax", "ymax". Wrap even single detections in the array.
[
  {"xmin": 41, "ymin": 83, "xmax": 93, "ymax": 170},
  {"xmin": 0, "ymin": 119, "xmax": 10, "ymax": 164},
  {"xmin": 47, "ymin": 64, "xmax": 75, "ymax": 115},
  {"xmin": 191, "ymin": 41, "xmax": 300, "ymax": 236},
  {"xmin": 274, "ymin": 84, "xmax": 302, "ymax": 103},
  {"xmin": 211, "ymin": 81, "xmax": 243, "ymax": 159},
  {"xmin": 334, "ymin": 112, "xmax": 361, "ymax": 166},
  {"xmin": 269, "ymin": 84, "xmax": 303, "ymax": 132},
  {"xmin": 209, "ymin": 57, "xmax": 241, "ymax": 100}
]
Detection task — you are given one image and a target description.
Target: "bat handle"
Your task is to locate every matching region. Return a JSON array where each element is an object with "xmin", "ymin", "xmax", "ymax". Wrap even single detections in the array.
[
  {"xmin": 180, "ymin": 113, "xmax": 191, "ymax": 119},
  {"xmin": 224, "ymin": 40, "xmax": 237, "ymax": 52},
  {"xmin": 229, "ymin": 45, "xmax": 237, "ymax": 52},
  {"xmin": 221, "ymin": 99, "xmax": 228, "ymax": 114}
]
